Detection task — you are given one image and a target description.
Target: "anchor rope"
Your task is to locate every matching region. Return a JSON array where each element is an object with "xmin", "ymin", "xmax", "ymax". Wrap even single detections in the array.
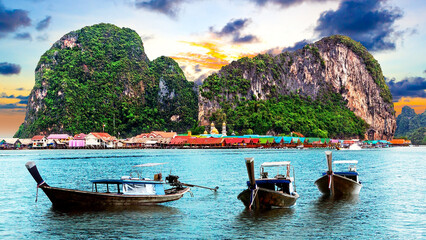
[
  {"xmin": 248, "ymin": 186, "xmax": 259, "ymax": 210},
  {"xmin": 35, "ymin": 181, "xmax": 45, "ymax": 202}
]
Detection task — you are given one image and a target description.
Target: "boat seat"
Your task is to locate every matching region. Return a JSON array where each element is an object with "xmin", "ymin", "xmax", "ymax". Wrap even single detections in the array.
[{"xmin": 262, "ymin": 172, "xmax": 268, "ymax": 178}]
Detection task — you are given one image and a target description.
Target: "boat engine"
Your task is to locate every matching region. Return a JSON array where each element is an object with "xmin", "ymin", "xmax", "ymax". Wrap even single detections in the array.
[{"xmin": 166, "ymin": 175, "xmax": 183, "ymax": 188}]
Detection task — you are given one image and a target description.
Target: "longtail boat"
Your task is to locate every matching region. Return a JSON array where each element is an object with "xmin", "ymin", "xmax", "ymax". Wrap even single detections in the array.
[
  {"xmin": 314, "ymin": 151, "xmax": 362, "ymax": 196},
  {"xmin": 238, "ymin": 158, "xmax": 299, "ymax": 209},
  {"xmin": 25, "ymin": 161, "xmax": 193, "ymax": 209}
]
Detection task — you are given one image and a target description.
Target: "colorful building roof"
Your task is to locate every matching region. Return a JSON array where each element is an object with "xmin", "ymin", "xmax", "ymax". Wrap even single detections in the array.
[
  {"xmin": 47, "ymin": 134, "xmax": 71, "ymax": 139},
  {"xmin": 31, "ymin": 135, "xmax": 46, "ymax": 141},
  {"xmin": 259, "ymin": 138, "xmax": 274, "ymax": 144},
  {"xmin": 187, "ymin": 138, "xmax": 224, "ymax": 145},
  {"xmin": 90, "ymin": 132, "xmax": 116, "ymax": 141},
  {"xmin": 73, "ymin": 133, "xmax": 87, "ymax": 140}
]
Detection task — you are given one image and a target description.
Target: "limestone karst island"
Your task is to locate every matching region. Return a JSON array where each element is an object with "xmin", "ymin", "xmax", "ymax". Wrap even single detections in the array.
[{"xmin": 1, "ymin": 23, "xmax": 422, "ymax": 149}]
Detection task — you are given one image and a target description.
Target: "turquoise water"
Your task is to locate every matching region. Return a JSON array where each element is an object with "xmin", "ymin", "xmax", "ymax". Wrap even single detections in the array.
[{"xmin": 0, "ymin": 148, "xmax": 425, "ymax": 239}]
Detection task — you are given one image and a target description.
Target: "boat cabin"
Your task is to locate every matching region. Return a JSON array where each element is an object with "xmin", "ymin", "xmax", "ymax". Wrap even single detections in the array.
[
  {"xmin": 323, "ymin": 160, "xmax": 359, "ymax": 183},
  {"xmin": 90, "ymin": 162, "xmax": 168, "ymax": 195},
  {"xmin": 90, "ymin": 179, "xmax": 165, "ymax": 195},
  {"xmin": 248, "ymin": 161, "xmax": 297, "ymax": 195}
]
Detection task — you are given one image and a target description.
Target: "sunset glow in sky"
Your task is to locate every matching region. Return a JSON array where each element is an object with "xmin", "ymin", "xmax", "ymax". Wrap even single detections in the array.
[{"xmin": 0, "ymin": 0, "xmax": 425, "ymax": 137}]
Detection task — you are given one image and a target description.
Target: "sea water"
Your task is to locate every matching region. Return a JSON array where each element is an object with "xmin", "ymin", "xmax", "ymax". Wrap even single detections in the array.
[{"xmin": 0, "ymin": 147, "xmax": 425, "ymax": 239}]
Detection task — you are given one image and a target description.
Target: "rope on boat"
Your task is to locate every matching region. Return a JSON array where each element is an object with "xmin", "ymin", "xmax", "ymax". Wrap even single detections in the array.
[
  {"xmin": 35, "ymin": 181, "xmax": 44, "ymax": 202},
  {"xmin": 249, "ymin": 186, "xmax": 259, "ymax": 210}
]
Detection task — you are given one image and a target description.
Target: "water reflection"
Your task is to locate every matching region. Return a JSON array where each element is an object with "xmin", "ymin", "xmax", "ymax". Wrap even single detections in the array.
[
  {"xmin": 48, "ymin": 204, "xmax": 181, "ymax": 216},
  {"xmin": 238, "ymin": 207, "xmax": 295, "ymax": 221}
]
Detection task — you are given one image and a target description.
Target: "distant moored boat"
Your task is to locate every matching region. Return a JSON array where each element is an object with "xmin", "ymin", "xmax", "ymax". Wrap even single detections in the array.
[
  {"xmin": 238, "ymin": 158, "xmax": 299, "ymax": 209},
  {"xmin": 314, "ymin": 151, "xmax": 362, "ymax": 196}
]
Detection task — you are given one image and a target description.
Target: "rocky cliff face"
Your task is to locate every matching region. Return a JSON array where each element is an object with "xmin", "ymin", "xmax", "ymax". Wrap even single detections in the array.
[
  {"xmin": 199, "ymin": 35, "xmax": 396, "ymax": 140},
  {"xmin": 15, "ymin": 23, "xmax": 197, "ymax": 138}
]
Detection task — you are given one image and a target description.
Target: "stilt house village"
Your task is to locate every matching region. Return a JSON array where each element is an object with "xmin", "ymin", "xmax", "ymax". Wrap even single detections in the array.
[{"xmin": 1, "ymin": 122, "xmax": 411, "ymax": 150}]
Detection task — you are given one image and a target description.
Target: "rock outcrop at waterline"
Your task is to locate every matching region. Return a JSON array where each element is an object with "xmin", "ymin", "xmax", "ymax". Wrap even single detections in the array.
[
  {"xmin": 199, "ymin": 35, "xmax": 396, "ymax": 140},
  {"xmin": 15, "ymin": 23, "xmax": 198, "ymax": 138}
]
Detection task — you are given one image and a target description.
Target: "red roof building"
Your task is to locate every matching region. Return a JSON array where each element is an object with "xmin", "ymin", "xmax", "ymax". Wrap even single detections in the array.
[
  {"xmin": 31, "ymin": 135, "xmax": 46, "ymax": 141},
  {"xmin": 73, "ymin": 133, "xmax": 87, "ymax": 140}
]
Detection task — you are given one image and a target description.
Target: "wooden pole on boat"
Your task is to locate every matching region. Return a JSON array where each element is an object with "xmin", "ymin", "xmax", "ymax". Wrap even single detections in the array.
[
  {"xmin": 245, "ymin": 157, "xmax": 256, "ymax": 190},
  {"xmin": 181, "ymin": 183, "xmax": 219, "ymax": 192},
  {"xmin": 325, "ymin": 151, "xmax": 334, "ymax": 196},
  {"xmin": 245, "ymin": 157, "xmax": 259, "ymax": 209},
  {"xmin": 326, "ymin": 151, "xmax": 332, "ymax": 173}
]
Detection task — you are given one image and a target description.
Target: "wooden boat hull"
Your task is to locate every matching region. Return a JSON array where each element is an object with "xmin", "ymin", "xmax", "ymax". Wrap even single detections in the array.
[
  {"xmin": 40, "ymin": 186, "xmax": 190, "ymax": 209},
  {"xmin": 314, "ymin": 174, "xmax": 362, "ymax": 196},
  {"xmin": 237, "ymin": 188, "xmax": 299, "ymax": 209}
]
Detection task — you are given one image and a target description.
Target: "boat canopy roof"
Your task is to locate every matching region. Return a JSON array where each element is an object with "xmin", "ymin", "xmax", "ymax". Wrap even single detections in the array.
[
  {"xmin": 333, "ymin": 160, "xmax": 358, "ymax": 164},
  {"xmin": 261, "ymin": 161, "xmax": 291, "ymax": 168},
  {"xmin": 90, "ymin": 179, "xmax": 163, "ymax": 184},
  {"xmin": 132, "ymin": 162, "xmax": 168, "ymax": 168}
]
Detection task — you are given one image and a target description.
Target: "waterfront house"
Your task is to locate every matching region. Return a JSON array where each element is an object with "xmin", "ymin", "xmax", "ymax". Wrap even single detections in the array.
[
  {"xmin": 136, "ymin": 131, "xmax": 177, "ymax": 139},
  {"xmin": 242, "ymin": 138, "xmax": 260, "ymax": 148},
  {"xmin": 224, "ymin": 138, "xmax": 244, "ymax": 147},
  {"xmin": 151, "ymin": 131, "xmax": 177, "ymax": 139},
  {"xmin": 186, "ymin": 137, "xmax": 224, "ymax": 148},
  {"xmin": 169, "ymin": 136, "xmax": 190, "ymax": 148},
  {"xmin": 19, "ymin": 139, "xmax": 33, "ymax": 149},
  {"xmin": 122, "ymin": 137, "xmax": 143, "ymax": 148},
  {"xmin": 85, "ymin": 132, "xmax": 116, "ymax": 148},
  {"xmin": 157, "ymin": 138, "xmax": 172, "ymax": 148},
  {"xmin": 0, "ymin": 138, "xmax": 21, "ymax": 149},
  {"xmin": 259, "ymin": 137, "xmax": 275, "ymax": 148},
  {"xmin": 47, "ymin": 134, "xmax": 71, "ymax": 148},
  {"xmin": 69, "ymin": 133, "xmax": 86, "ymax": 148},
  {"xmin": 32, "ymin": 135, "xmax": 47, "ymax": 148},
  {"xmin": 389, "ymin": 139, "xmax": 411, "ymax": 146}
]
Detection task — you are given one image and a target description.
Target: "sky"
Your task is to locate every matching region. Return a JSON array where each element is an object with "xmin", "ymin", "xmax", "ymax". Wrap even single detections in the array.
[{"xmin": 0, "ymin": 0, "xmax": 425, "ymax": 137}]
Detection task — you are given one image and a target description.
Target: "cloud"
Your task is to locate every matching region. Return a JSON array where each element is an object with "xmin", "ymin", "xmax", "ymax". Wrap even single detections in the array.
[
  {"xmin": 0, "ymin": 93, "xmax": 28, "ymax": 110},
  {"xmin": 314, "ymin": 0, "xmax": 403, "ymax": 51},
  {"xmin": 282, "ymin": 39, "xmax": 311, "ymax": 52},
  {"xmin": 0, "ymin": 2, "xmax": 31, "ymax": 38},
  {"xmin": 262, "ymin": 47, "xmax": 283, "ymax": 55},
  {"xmin": 0, "ymin": 62, "xmax": 21, "ymax": 75},
  {"xmin": 36, "ymin": 34, "xmax": 48, "ymax": 41},
  {"xmin": 386, "ymin": 77, "xmax": 426, "ymax": 101},
  {"xmin": 424, "ymin": 69, "xmax": 426, "ymax": 74},
  {"xmin": 135, "ymin": 0, "xmax": 185, "ymax": 18},
  {"xmin": 36, "ymin": 16, "xmax": 51, "ymax": 31},
  {"xmin": 0, "ymin": 93, "xmax": 29, "ymax": 100},
  {"xmin": 249, "ymin": 0, "xmax": 329, "ymax": 8},
  {"xmin": 14, "ymin": 32, "xmax": 32, "ymax": 41},
  {"xmin": 210, "ymin": 18, "xmax": 259, "ymax": 44},
  {"xmin": 0, "ymin": 103, "xmax": 26, "ymax": 109},
  {"xmin": 194, "ymin": 73, "xmax": 209, "ymax": 86},
  {"xmin": 140, "ymin": 34, "xmax": 154, "ymax": 42},
  {"xmin": 194, "ymin": 64, "xmax": 202, "ymax": 73},
  {"xmin": 15, "ymin": 88, "xmax": 25, "ymax": 91}
]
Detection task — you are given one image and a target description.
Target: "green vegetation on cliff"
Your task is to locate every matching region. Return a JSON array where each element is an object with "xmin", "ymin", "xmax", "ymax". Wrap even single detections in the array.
[
  {"xmin": 208, "ymin": 93, "xmax": 368, "ymax": 138},
  {"xmin": 15, "ymin": 23, "xmax": 197, "ymax": 138}
]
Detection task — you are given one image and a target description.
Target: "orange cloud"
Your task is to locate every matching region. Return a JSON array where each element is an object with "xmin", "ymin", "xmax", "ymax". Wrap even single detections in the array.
[
  {"xmin": 171, "ymin": 40, "xmax": 261, "ymax": 72},
  {"xmin": 394, "ymin": 97, "xmax": 426, "ymax": 116}
]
